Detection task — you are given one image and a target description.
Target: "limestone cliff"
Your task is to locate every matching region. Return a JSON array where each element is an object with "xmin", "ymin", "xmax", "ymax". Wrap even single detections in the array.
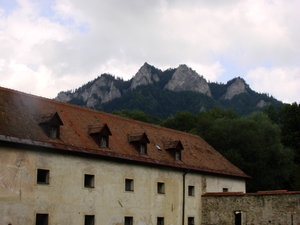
[
  {"xmin": 56, "ymin": 75, "xmax": 121, "ymax": 108},
  {"xmin": 223, "ymin": 77, "xmax": 248, "ymax": 100},
  {"xmin": 164, "ymin": 65, "xmax": 212, "ymax": 97},
  {"xmin": 130, "ymin": 62, "xmax": 161, "ymax": 89}
]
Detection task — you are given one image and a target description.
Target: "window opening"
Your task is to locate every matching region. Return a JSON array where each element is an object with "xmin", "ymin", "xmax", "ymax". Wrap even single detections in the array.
[
  {"xmin": 37, "ymin": 169, "xmax": 49, "ymax": 185},
  {"xmin": 175, "ymin": 150, "xmax": 181, "ymax": 161},
  {"xmin": 124, "ymin": 217, "xmax": 133, "ymax": 225},
  {"xmin": 49, "ymin": 126, "xmax": 59, "ymax": 139},
  {"xmin": 36, "ymin": 213, "xmax": 48, "ymax": 225},
  {"xmin": 157, "ymin": 217, "xmax": 164, "ymax": 225},
  {"xmin": 125, "ymin": 179, "xmax": 134, "ymax": 191},
  {"xmin": 84, "ymin": 174, "xmax": 95, "ymax": 188},
  {"xmin": 188, "ymin": 186, "xmax": 195, "ymax": 196},
  {"xmin": 223, "ymin": 188, "xmax": 229, "ymax": 192},
  {"xmin": 188, "ymin": 217, "xmax": 194, "ymax": 225},
  {"xmin": 234, "ymin": 211, "xmax": 242, "ymax": 225},
  {"xmin": 157, "ymin": 182, "xmax": 165, "ymax": 194},
  {"xmin": 100, "ymin": 135, "xmax": 108, "ymax": 148},
  {"xmin": 85, "ymin": 215, "xmax": 95, "ymax": 225},
  {"xmin": 140, "ymin": 143, "xmax": 147, "ymax": 154}
]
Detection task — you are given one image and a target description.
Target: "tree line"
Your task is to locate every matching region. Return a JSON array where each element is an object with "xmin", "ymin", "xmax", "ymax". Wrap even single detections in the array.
[{"xmin": 113, "ymin": 103, "xmax": 300, "ymax": 192}]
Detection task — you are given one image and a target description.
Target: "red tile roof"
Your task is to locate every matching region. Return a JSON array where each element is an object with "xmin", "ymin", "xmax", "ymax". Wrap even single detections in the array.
[{"xmin": 0, "ymin": 86, "xmax": 249, "ymax": 178}]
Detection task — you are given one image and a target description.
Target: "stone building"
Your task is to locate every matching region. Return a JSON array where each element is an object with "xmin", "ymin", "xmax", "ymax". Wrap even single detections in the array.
[{"xmin": 0, "ymin": 87, "xmax": 247, "ymax": 225}]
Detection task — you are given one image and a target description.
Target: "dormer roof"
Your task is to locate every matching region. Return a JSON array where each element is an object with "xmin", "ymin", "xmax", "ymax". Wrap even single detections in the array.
[
  {"xmin": 128, "ymin": 132, "xmax": 150, "ymax": 144},
  {"xmin": 164, "ymin": 140, "xmax": 183, "ymax": 151}
]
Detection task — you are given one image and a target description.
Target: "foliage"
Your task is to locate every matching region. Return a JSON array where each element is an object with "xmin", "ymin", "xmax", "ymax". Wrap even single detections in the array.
[{"xmin": 115, "ymin": 106, "xmax": 299, "ymax": 192}]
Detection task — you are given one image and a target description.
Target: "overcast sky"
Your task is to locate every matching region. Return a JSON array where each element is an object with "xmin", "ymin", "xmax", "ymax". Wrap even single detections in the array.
[{"xmin": 0, "ymin": 0, "xmax": 299, "ymax": 103}]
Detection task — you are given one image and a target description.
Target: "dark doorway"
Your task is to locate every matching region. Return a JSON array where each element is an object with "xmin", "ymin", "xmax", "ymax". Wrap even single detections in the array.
[{"xmin": 235, "ymin": 211, "xmax": 242, "ymax": 225}]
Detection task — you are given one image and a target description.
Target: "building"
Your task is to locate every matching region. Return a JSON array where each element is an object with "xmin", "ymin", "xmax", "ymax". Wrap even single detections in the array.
[{"xmin": 0, "ymin": 86, "xmax": 248, "ymax": 225}]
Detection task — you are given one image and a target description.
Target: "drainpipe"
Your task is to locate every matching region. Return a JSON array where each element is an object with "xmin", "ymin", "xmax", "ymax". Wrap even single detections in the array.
[{"xmin": 182, "ymin": 171, "xmax": 188, "ymax": 225}]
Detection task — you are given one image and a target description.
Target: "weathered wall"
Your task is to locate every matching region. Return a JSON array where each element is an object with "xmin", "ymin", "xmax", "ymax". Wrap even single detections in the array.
[
  {"xmin": 0, "ymin": 144, "xmax": 245, "ymax": 225},
  {"xmin": 202, "ymin": 192, "xmax": 300, "ymax": 225}
]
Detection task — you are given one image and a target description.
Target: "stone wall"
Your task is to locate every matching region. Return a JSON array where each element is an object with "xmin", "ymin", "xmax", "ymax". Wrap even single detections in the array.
[{"xmin": 202, "ymin": 191, "xmax": 300, "ymax": 225}]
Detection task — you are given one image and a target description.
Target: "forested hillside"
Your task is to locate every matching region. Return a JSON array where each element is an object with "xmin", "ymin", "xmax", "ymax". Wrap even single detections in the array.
[{"xmin": 113, "ymin": 103, "xmax": 300, "ymax": 192}]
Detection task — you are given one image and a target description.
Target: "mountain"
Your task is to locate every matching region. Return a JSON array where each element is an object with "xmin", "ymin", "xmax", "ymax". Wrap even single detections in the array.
[{"xmin": 55, "ymin": 63, "xmax": 282, "ymax": 118}]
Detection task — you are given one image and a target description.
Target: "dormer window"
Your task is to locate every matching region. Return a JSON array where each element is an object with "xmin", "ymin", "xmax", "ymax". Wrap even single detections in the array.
[
  {"xmin": 175, "ymin": 150, "xmax": 181, "ymax": 161},
  {"xmin": 164, "ymin": 140, "xmax": 184, "ymax": 161},
  {"xmin": 128, "ymin": 133, "xmax": 150, "ymax": 155},
  {"xmin": 39, "ymin": 112, "xmax": 63, "ymax": 139},
  {"xmin": 100, "ymin": 135, "xmax": 108, "ymax": 148},
  {"xmin": 140, "ymin": 143, "xmax": 147, "ymax": 154},
  {"xmin": 89, "ymin": 124, "xmax": 112, "ymax": 148},
  {"xmin": 49, "ymin": 126, "xmax": 59, "ymax": 139}
]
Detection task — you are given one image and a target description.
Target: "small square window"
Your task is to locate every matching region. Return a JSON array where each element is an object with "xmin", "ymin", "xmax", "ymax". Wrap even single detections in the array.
[
  {"xmin": 157, "ymin": 182, "xmax": 165, "ymax": 194},
  {"xmin": 139, "ymin": 143, "xmax": 147, "ymax": 154},
  {"xmin": 188, "ymin": 186, "xmax": 195, "ymax": 196},
  {"xmin": 85, "ymin": 215, "xmax": 95, "ymax": 225},
  {"xmin": 157, "ymin": 217, "xmax": 164, "ymax": 225},
  {"xmin": 125, "ymin": 178, "xmax": 134, "ymax": 191},
  {"xmin": 124, "ymin": 217, "xmax": 133, "ymax": 225},
  {"xmin": 223, "ymin": 188, "xmax": 229, "ymax": 192},
  {"xmin": 188, "ymin": 217, "xmax": 194, "ymax": 225},
  {"xmin": 175, "ymin": 151, "xmax": 181, "ymax": 161},
  {"xmin": 84, "ymin": 174, "xmax": 95, "ymax": 188},
  {"xmin": 36, "ymin": 213, "xmax": 48, "ymax": 225},
  {"xmin": 100, "ymin": 135, "xmax": 108, "ymax": 148},
  {"xmin": 37, "ymin": 169, "xmax": 49, "ymax": 185}
]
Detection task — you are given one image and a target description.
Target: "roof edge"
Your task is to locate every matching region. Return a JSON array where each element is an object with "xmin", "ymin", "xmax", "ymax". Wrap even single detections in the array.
[{"xmin": 0, "ymin": 134, "xmax": 250, "ymax": 179}]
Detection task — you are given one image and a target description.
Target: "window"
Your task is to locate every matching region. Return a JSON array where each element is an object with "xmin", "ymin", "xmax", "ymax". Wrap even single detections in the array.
[
  {"xmin": 139, "ymin": 143, "xmax": 147, "ymax": 154},
  {"xmin": 49, "ymin": 125, "xmax": 59, "ymax": 139},
  {"xmin": 37, "ymin": 169, "xmax": 49, "ymax": 185},
  {"xmin": 157, "ymin": 182, "xmax": 165, "ymax": 194},
  {"xmin": 234, "ymin": 211, "xmax": 242, "ymax": 225},
  {"xmin": 223, "ymin": 188, "xmax": 229, "ymax": 192},
  {"xmin": 188, "ymin": 217, "xmax": 194, "ymax": 225},
  {"xmin": 188, "ymin": 186, "xmax": 195, "ymax": 196},
  {"xmin": 36, "ymin": 213, "xmax": 48, "ymax": 225},
  {"xmin": 100, "ymin": 135, "xmax": 108, "ymax": 148},
  {"xmin": 175, "ymin": 150, "xmax": 181, "ymax": 161},
  {"xmin": 157, "ymin": 217, "xmax": 164, "ymax": 225},
  {"xmin": 125, "ymin": 178, "xmax": 134, "ymax": 191},
  {"xmin": 84, "ymin": 174, "xmax": 95, "ymax": 188},
  {"xmin": 85, "ymin": 215, "xmax": 95, "ymax": 225},
  {"xmin": 124, "ymin": 217, "xmax": 133, "ymax": 225}
]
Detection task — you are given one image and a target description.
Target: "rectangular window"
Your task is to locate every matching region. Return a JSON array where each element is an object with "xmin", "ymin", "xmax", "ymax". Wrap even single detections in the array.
[
  {"xmin": 49, "ymin": 126, "xmax": 59, "ymax": 139},
  {"xmin": 188, "ymin": 185, "xmax": 195, "ymax": 196},
  {"xmin": 157, "ymin": 182, "xmax": 165, "ymax": 194},
  {"xmin": 223, "ymin": 188, "xmax": 229, "ymax": 192},
  {"xmin": 36, "ymin": 213, "xmax": 48, "ymax": 225},
  {"xmin": 85, "ymin": 215, "xmax": 95, "ymax": 225},
  {"xmin": 175, "ymin": 151, "xmax": 181, "ymax": 161},
  {"xmin": 84, "ymin": 174, "xmax": 95, "ymax": 188},
  {"xmin": 125, "ymin": 178, "xmax": 134, "ymax": 191},
  {"xmin": 139, "ymin": 143, "xmax": 147, "ymax": 154},
  {"xmin": 100, "ymin": 136, "xmax": 108, "ymax": 148},
  {"xmin": 188, "ymin": 217, "xmax": 194, "ymax": 225},
  {"xmin": 37, "ymin": 169, "xmax": 49, "ymax": 185},
  {"xmin": 124, "ymin": 217, "xmax": 133, "ymax": 225},
  {"xmin": 157, "ymin": 217, "xmax": 164, "ymax": 225}
]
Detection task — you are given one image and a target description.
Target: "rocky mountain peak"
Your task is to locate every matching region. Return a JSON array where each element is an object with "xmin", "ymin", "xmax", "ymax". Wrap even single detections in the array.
[
  {"xmin": 223, "ymin": 77, "xmax": 248, "ymax": 100},
  {"xmin": 164, "ymin": 64, "xmax": 212, "ymax": 97},
  {"xmin": 56, "ymin": 74, "xmax": 121, "ymax": 108},
  {"xmin": 130, "ymin": 62, "xmax": 160, "ymax": 89}
]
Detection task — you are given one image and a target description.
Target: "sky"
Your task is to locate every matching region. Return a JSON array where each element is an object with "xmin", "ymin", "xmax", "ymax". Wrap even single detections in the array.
[{"xmin": 0, "ymin": 0, "xmax": 299, "ymax": 103}]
